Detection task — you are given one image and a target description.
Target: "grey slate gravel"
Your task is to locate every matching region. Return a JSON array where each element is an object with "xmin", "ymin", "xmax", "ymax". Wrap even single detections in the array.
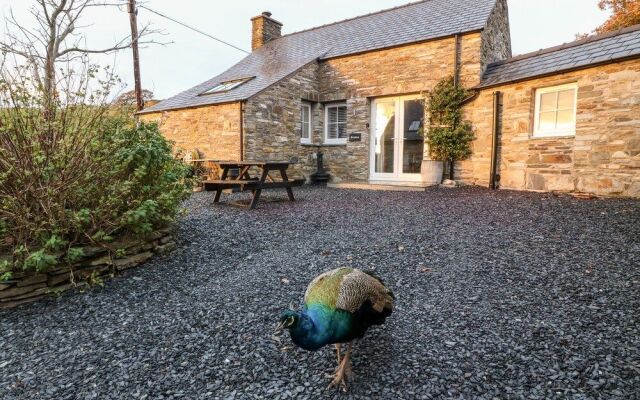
[{"xmin": 1, "ymin": 187, "xmax": 639, "ymax": 399}]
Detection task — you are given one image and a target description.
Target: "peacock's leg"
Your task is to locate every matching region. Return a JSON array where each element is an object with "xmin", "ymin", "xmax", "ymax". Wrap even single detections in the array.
[
  {"xmin": 327, "ymin": 343, "xmax": 353, "ymax": 391},
  {"xmin": 335, "ymin": 343, "xmax": 342, "ymax": 364},
  {"xmin": 342, "ymin": 343, "xmax": 353, "ymax": 378}
]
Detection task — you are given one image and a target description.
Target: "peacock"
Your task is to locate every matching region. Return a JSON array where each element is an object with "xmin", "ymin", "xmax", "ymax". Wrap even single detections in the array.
[{"xmin": 276, "ymin": 267, "xmax": 395, "ymax": 390}]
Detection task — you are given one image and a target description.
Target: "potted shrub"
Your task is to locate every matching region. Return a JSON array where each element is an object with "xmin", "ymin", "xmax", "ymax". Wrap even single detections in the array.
[{"xmin": 421, "ymin": 76, "xmax": 475, "ymax": 183}]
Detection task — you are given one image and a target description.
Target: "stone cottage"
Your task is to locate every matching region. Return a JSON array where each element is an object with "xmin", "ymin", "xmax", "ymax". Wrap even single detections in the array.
[{"xmin": 139, "ymin": 0, "xmax": 640, "ymax": 197}]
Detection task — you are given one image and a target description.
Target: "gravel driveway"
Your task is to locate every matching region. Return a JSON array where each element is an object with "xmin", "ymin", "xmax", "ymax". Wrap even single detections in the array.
[{"xmin": 1, "ymin": 187, "xmax": 639, "ymax": 399}]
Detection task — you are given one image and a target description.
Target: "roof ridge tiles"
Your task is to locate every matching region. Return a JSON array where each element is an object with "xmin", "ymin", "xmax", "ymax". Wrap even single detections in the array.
[{"xmin": 277, "ymin": 0, "xmax": 436, "ymax": 40}]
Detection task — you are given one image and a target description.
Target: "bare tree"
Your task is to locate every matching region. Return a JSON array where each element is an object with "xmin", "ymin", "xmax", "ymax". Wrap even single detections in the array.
[
  {"xmin": 0, "ymin": 0, "xmax": 161, "ymax": 109},
  {"xmin": 113, "ymin": 88, "xmax": 154, "ymax": 105}
]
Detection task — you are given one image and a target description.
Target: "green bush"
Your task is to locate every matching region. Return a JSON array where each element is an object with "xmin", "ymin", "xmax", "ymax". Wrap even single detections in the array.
[
  {"xmin": 422, "ymin": 76, "xmax": 475, "ymax": 180},
  {"xmin": 0, "ymin": 109, "xmax": 192, "ymax": 277}
]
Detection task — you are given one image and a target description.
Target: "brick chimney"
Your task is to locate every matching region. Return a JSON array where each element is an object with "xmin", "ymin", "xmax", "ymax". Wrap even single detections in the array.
[{"xmin": 251, "ymin": 11, "xmax": 282, "ymax": 51}]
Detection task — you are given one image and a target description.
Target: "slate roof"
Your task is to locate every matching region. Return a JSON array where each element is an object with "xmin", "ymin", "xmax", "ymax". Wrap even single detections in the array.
[
  {"xmin": 141, "ymin": 0, "xmax": 497, "ymax": 113},
  {"xmin": 480, "ymin": 24, "xmax": 640, "ymax": 88}
]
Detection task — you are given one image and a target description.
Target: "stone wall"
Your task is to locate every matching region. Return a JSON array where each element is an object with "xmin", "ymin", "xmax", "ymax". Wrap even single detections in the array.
[
  {"xmin": 140, "ymin": 103, "xmax": 242, "ymax": 161},
  {"xmin": 317, "ymin": 33, "xmax": 483, "ymax": 182},
  {"xmin": 251, "ymin": 12, "xmax": 282, "ymax": 51},
  {"xmin": 461, "ymin": 58, "xmax": 640, "ymax": 197},
  {"xmin": 241, "ymin": 33, "xmax": 486, "ymax": 182},
  {"xmin": 480, "ymin": 0, "xmax": 512, "ymax": 73},
  {"xmin": 0, "ymin": 229, "xmax": 176, "ymax": 309},
  {"xmin": 243, "ymin": 61, "xmax": 321, "ymax": 179}
]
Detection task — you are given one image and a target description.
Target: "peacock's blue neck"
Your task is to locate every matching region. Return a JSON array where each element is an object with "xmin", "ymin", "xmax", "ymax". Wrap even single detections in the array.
[{"xmin": 289, "ymin": 304, "xmax": 354, "ymax": 351}]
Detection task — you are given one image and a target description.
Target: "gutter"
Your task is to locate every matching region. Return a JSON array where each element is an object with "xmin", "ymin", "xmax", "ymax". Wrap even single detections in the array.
[
  {"xmin": 460, "ymin": 90, "xmax": 479, "ymax": 105},
  {"xmin": 136, "ymin": 99, "xmax": 246, "ymax": 115}
]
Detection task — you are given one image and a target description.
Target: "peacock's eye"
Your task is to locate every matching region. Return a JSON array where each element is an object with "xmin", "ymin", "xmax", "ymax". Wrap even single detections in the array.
[{"xmin": 286, "ymin": 316, "xmax": 295, "ymax": 327}]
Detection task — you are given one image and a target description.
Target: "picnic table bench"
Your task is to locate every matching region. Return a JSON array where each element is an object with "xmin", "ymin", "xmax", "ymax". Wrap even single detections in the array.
[{"xmin": 203, "ymin": 161, "xmax": 304, "ymax": 209}]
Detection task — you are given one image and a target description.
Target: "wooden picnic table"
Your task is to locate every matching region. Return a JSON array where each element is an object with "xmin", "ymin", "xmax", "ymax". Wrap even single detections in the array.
[{"xmin": 203, "ymin": 161, "xmax": 304, "ymax": 209}]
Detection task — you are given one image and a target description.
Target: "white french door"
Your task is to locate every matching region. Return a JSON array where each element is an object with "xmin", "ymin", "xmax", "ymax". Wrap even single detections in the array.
[{"xmin": 369, "ymin": 96, "xmax": 425, "ymax": 183}]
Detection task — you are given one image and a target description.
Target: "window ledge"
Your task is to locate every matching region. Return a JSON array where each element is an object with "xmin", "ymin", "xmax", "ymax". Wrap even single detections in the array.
[
  {"xmin": 530, "ymin": 133, "xmax": 576, "ymax": 140},
  {"xmin": 322, "ymin": 142, "xmax": 348, "ymax": 147}
]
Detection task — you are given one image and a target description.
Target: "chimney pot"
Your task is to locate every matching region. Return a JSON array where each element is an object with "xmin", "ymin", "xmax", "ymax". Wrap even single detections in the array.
[{"xmin": 262, "ymin": 11, "xmax": 272, "ymax": 17}]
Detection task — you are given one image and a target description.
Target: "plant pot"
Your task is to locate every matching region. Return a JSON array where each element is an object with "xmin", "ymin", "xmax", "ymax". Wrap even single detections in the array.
[{"xmin": 421, "ymin": 160, "xmax": 444, "ymax": 185}]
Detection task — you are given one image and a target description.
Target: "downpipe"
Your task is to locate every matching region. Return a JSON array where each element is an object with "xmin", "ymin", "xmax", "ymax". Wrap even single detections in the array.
[{"xmin": 489, "ymin": 91, "xmax": 501, "ymax": 190}]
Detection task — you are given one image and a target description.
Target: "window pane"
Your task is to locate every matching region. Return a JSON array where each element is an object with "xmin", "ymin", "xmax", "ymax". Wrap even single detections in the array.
[
  {"xmin": 302, "ymin": 106, "xmax": 310, "ymax": 123},
  {"xmin": 539, "ymin": 92, "xmax": 557, "ymax": 112},
  {"xmin": 328, "ymin": 107, "xmax": 338, "ymax": 124},
  {"xmin": 337, "ymin": 122, "xmax": 347, "ymax": 138},
  {"xmin": 539, "ymin": 111, "xmax": 557, "ymax": 131},
  {"xmin": 403, "ymin": 99, "xmax": 424, "ymax": 174},
  {"xmin": 557, "ymin": 89, "xmax": 575, "ymax": 110},
  {"xmin": 337, "ymin": 106, "xmax": 347, "ymax": 123},
  {"xmin": 337, "ymin": 106, "xmax": 347, "ymax": 138},
  {"xmin": 556, "ymin": 109, "xmax": 574, "ymax": 129},
  {"xmin": 326, "ymin": 105, "xmax": 346, "ymax": 140},
  {"xmin": 327, "ymin": 123, "xmax": 337, "ymax": 139},
  {"xmin": 374, "ymin": 101, "xmax": 395, "ymax": 173}
]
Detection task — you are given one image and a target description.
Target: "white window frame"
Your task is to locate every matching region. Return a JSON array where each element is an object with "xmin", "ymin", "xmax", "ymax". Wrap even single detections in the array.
[
  {"xmin": 533, "ymin": 83, "xmax": 578, "ymax": 138},
  {"xmin": 324, "ymin": 103, "xmax": 348, "ymax": 145},
  {"xmin": 300, "ymin": 103, "xmax": 312, "ymax": 144}
]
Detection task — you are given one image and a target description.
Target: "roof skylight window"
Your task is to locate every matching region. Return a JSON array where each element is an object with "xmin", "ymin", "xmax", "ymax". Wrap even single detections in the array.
[{"xmin": 200, "ymin": 77, "xmax": 253, "ymax": 95}]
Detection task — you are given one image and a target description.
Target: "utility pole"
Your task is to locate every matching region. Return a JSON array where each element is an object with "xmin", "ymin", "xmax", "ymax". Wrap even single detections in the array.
[{"xmin": 128, "ymin": 0, "xmax": 143, "ymax": 112}]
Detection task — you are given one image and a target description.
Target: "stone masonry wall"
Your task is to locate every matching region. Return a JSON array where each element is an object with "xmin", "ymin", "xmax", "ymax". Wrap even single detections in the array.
[
  {"xmin": 0, "ymin": 229, "xmax": 176, "ymax": 309},
  {"xmin": 480, "ymin": 0, "xmax": 512, "ymax": 74},
  {"xmin": 242, "ymin": 33, "xmax": 485, "ymax": 183},
  {"xmin": 317, "ymin": 33, "xmax": 482, "ymax": 182},
  {"xmin": 251, "ymin": 13, "xmax": 282, "ymax": 51},
  {"xmin": 140, "ymin": 103, "xmax": 242, "ymax": 161},
  {"xmin": 243, "ymin": 61, "xmax": 321, "ymax": 180},
  {"xmin": 460, "ymin": 58, "xmax": 640, "ymax": 197}
]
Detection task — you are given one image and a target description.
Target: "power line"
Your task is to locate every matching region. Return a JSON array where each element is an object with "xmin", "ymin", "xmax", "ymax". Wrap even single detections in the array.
[{"xmin": 138, "ymin": 5, "xmax": 250, "ymax": 54}]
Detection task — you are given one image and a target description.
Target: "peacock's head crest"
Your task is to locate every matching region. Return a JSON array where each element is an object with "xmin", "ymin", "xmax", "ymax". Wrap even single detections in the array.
[{"xmin": 276, "ymin": 309, "xmax": 299, "ymax": 332}]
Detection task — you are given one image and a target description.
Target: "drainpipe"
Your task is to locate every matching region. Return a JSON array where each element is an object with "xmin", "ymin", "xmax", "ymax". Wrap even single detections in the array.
[
  {"xmin": 489, "ymin": 91, "xmax": 501, "ymax": 190},
  {"xmin": 239, "ymin": 101, "xmax": 245, "ymax": 161},
  {"xmin": 453, "ymin": 34, "xmax": 460, "ymax": 86},
  {"xmin": 447, "ymin": 34, "xmax": 462, "ymax": 180}
]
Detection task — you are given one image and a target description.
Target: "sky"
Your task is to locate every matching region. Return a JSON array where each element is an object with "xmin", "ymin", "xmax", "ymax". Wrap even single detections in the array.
[{"xmin": 0, "ymin": 0, "xmax": 611, "ymax": 99}]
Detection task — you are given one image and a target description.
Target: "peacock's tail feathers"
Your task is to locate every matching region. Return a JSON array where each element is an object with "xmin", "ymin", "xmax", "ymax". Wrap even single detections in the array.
[
  {"xmin": 304, "ymin": 267, "xmax": 394, "ymax": 319},
  {"xmin": 363, "ymin": 270, "xmax": 396, "ymax": 300}
]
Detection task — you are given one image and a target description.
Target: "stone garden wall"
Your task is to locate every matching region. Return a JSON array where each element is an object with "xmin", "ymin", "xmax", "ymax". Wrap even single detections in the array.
[
  {"xmin": 0, "ymin": 229, "xmax": 176, "ymax": 309},
  {"xmin": 461, "ymin": 58, "xmax": 640, "ymax": 197}
]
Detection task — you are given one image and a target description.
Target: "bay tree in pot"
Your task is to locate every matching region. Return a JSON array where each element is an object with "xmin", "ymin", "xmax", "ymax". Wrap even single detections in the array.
[{"xmin": 421, "ymin": 76, "xmax": 475, "ymax": 182}]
